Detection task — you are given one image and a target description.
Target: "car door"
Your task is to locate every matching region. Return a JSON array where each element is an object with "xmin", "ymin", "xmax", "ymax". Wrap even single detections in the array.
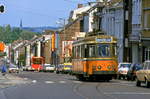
[
  {"xmin": 146, "ymin": 63, "xmax": 150, "ymax": 81},
  {"xmin": 141, "ymin": 63, "xmax": 148, "ymax": 81},
  {"xmin": 138, "ymin": 63, "xmax": 146, "ymax": 81}
]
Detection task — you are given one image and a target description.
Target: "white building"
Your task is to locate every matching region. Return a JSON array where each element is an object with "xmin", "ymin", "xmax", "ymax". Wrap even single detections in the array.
[
  {"xmin": 101, "ymin": 1, "xmax": 124, "ymax": 62},
  {"xmin": 130, "ymin": 0, "xmax": 142, "ymax": 63}
]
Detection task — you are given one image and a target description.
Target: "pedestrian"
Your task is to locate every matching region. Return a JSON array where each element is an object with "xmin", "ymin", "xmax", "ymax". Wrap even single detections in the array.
[{"xmin": 1, "ymin": 64, "xmax": 7, "ymax": 76}]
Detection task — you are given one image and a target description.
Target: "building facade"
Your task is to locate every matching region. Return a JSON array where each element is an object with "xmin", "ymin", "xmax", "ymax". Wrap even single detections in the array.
[
  {"xmin": 141, "ymin": 0, "xmax": 150, "ymax": 61},
  {"xmin": 101, "ymin": 1, "xmax": 124, "ymax": 63}
]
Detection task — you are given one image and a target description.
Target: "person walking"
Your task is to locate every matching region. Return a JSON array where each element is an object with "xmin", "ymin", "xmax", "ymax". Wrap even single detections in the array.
[{"xmin": 1, "ymin": 64, "xmax": 7, "ymax": 76}]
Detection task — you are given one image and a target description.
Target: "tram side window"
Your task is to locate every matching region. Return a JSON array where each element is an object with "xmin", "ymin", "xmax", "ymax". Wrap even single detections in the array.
[
  {"xmin": 98, "ymin": 44, "xmax": 110, "ymax": 57},
  {"xmin": 85, "ymin": 45, "xmax": 96, "ymax": 58},
  {"xmin": 72, "ymin": 47, "xmax": 75, "ymax": 58},
  {"xmin": 77, "ymin": 46, "xmax": 81, "ymax": 58},
  {"xmin": 112, "ymin": 44, "xmax": 117, "ymax": 56},
  {"xmin": 85, "ymin": 45, "xmax": 89, "ymax": 58},
  {"xmin": 89, "ymin": 45, "xmax": 96, "ymax": 57},
  {"xmin": 81, "ymin": 45, "xmax": 85, "ymax": 58},
  {"xmin": 74, "ymin": 46, "xmax": 77, "ymax": 59}
]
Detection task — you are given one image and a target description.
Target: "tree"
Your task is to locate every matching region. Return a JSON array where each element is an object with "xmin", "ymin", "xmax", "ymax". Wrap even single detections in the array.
[{"xmin": 20, "ymin": 30, "xmax": 36, "ymax": 40}]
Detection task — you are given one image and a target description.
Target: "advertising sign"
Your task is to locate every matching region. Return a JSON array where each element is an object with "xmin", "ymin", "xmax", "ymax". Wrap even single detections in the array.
[{"xmin": 62, "ymin": 41, "xmax": 73, "ymax": 57}]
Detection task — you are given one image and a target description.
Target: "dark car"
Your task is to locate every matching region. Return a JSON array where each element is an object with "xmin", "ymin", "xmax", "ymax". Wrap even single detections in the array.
[
  {"xmin": 127, "ymin": 63, "xmax": 142, "ymax": 81},
  {"xmin": 56, "ymin": 64, "xmax": 64, "ymax": 74}
]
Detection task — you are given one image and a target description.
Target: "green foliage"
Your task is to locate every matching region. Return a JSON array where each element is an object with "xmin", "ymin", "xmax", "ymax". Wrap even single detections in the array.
[
  {"xmin": 0, "ymin": 52, "xmax": 6, "ymax": 57},
  {"xmin": 0, "ymin": 25, "xmax": 37, "ymax": 44},
  {"xmin": 20, "ymin": 30, "xmax": 36, "ymax": 40}
]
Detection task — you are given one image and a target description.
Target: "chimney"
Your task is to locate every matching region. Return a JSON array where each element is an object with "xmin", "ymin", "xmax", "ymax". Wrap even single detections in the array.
[{"xmin": 78, "ymin": 4, "xmax": 83, "ymax": 8}]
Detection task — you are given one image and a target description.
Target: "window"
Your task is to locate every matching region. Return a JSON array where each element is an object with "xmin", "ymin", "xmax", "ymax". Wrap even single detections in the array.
[
  {"xmin": 98, "ymin": 44, "xmax": 110, "ymax": 57},
  {"xmin": 77, "ymin": 46, "xmax": 80, "ymax": 58},
  {"xmin": 112, "ymin": 44, "xmax": 117, "ymax": 56},
  {"xmin": 120, "ymin": 64, "xmax": 131, "ymax": 68},
  {"xmin": 143, "ymin": 63, "xmax": 147, "ymax": 70},
  {"xmin": 81, "ymin": 45, "xmax": 85, "ymax": 58},
  {"xmin": 33, "ymin": 58, "xmax": 42, "ymax": 64},
  {"xmin": 89, "ymin": 45, "xmax": 96, "ymax": 57},
  {"xmin": 144, "ymin": 12, "xmax": 150, "ymax": 28}
]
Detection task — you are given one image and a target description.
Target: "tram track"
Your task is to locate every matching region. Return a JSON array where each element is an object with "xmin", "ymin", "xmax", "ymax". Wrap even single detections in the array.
[
  {"xmin": 95, "ymin": 83, "xmax": 118, "ymax": 99},
  {"xmin": 73, "ymin": 83, "xmax": 90, "ymax": 99},
  {"xmin": 72, "ymin": 80, "xmax": 120, "ymax": 99}
]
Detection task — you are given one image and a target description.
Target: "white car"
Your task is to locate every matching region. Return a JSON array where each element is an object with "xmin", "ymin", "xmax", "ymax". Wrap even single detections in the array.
[
  {"xmin": 43, "ymin": 64, "xmax": 55, "ymax": 72},
  {"xmin": 117, "ymin": 63, "xmax": 131, "ymax": 79},
  {"xmin": 8, "ymin": 66, "xmax": 19, "ymax": 73}
]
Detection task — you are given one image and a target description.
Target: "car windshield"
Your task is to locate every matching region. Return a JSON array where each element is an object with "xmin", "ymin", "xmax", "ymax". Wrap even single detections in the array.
[
  {"xmin": 120, "ymin": 64, "xmax": 131, "ymax": 68},
  {"xmin": 64, "ymin": 65, "xmax": 72, "ymax": 68},
  {"xmin": 50, "ymin": 65, "xmax": 55, "ymax": 67},
  {"xmin": 133, "ymin": 64, "xmax": 142, "ymax": 70},
  {"xmin": 45, "ymin": 64, "xmax": 51, "ymax": 67},
  {"xmin": 98, "ymin": 44, "xmax": 110, "ymax": 57}
]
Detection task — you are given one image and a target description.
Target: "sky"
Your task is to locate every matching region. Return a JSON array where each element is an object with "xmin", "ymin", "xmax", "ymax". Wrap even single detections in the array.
[{"xmin": 0, "ymin": 0, "xmax": 95, "ymax": 27}]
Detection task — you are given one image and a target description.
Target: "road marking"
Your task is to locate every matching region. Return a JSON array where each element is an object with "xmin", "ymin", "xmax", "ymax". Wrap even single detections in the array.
[
  {"xmin": 104, "ymin": 92, "xmax": 150, "ymax": 95},
  {"xmin": 73, "ymin": 81, "xmax": 82, "ymax": 84},
  {"xmin": 32, "ymin": 80, "xmax": 37, "ymax": 83},
  {"xmin": 45, "ymin": 81, "xmax": 55, "ymax": 84},
  {"xmin": 111, "ymin": 83, "xmax": 135, "ymax": 87},
  {"xmin": 59, "ymin": 81, "xmax": 66, "ymax": 83},
  {"xmin": 24, "ymin": 78, "xmax": 28, "ymax": 80}
]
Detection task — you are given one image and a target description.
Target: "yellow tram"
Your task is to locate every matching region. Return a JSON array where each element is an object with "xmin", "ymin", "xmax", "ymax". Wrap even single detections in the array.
[{"xmin": 72, "ymin": 35, "xmax": 118, "ymax": 81}]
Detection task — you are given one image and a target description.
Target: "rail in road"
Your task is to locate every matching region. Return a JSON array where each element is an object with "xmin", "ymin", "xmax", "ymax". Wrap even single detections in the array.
[{"xmin": 3, "ymin": 72, "xmax": 150, "ymax": 99}]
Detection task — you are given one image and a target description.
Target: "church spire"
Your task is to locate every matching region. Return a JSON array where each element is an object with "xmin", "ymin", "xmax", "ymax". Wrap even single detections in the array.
[{"xmin": 20, "ymin": 19, "xmax": 23, "ymax": 29}]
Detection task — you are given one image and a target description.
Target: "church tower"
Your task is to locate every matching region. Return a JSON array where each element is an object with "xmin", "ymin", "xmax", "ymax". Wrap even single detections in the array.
[{"xmin": 20, "ymin": 19, "xmax": 23, "ymax": 29}]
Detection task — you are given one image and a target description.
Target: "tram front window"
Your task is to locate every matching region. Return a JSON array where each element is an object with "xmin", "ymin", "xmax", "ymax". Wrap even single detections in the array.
[{"xmin": 98, "ymin": 44, "xmax": 110, "ymax": 57}]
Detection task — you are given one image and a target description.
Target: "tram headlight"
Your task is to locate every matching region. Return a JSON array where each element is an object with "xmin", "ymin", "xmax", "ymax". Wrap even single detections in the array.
[
  {"xmin": 107, "ymin": 66, "xmax": 111, "ymax": 70},
  {"xmin": 97, "ymin": 66, "xmax": 101, "ymax": 70}
]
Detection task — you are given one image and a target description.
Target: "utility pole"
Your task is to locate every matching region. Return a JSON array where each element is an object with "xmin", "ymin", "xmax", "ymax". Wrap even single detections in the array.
[
  {"xmin": 56, "ymin": 18, "xmax": 66, "ymax": 64},
  {"xmin": 123, "ymin": 0, "xmax": 132, "ymax": 62}
]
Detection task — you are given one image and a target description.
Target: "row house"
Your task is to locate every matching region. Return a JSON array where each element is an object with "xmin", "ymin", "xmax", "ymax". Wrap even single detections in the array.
[
  {"xmin": 10, "ymin": 40, "xmax": 27, "ymax": 66},
  {"xmin": 80, "ymin": 0, "xmax": 132, "ymax": 63},
  {"xmin": 24, "ymin": 34, "xmax": 52, "ymax": 66},
  {"xmin": 58, "ymin": 4, "xmax": 91, "ymax": 64},
  {"xmin": 130, "ymin": 0, "xmax": 142, "ymax": 63},
  {"xmin": 141, "ymin": 0, "xmax": 150, "ymax": 61},
  {"xmin": 79, "ymin": 2, "xmax": 124, "ymax": 62},
  {"xmin": 94, "ymin": 0, "xmax": 150, "ymax": 63},
  {"xmin": 10, "ymin": 34, "xmax": 53, "ymax": 67},
  {"xmin": 101, "ymin": 0, "xmax": 124, "ymax": 62}
]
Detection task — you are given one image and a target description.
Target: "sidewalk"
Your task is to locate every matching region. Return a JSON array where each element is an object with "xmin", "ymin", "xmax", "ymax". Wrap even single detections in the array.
[{"xmin": 0, "ymin": 73, "xmax": 30, "ymax": 89}]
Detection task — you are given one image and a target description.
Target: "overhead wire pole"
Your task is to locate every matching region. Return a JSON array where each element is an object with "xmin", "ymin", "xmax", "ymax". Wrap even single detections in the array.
[{"xmin": 56, "ymin": 18, "xmax": 66, "ymax": 64}]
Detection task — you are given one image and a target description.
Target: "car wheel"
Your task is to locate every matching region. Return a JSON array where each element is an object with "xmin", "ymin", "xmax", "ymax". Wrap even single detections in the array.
[
  {"xmin": 146, "ymin": 79, "xmax": 150, "ymax": 88},
  {"xmin": 136, "ymin": 78, "xmax": 141, "ymax": 87}
]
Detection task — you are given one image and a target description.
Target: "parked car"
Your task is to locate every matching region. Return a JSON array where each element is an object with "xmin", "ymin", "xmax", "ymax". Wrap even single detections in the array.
[
  {"xmin": 136, "ymin": 61, "xmax": 150, "ymax": 88},
  {"xmin": 117, "ymin": 63, "xmax": 131, "ymax": 79},
  {"xmin": 43, "ymin": 64, "xmax": 55, "ymax": 72},
  {"xmin": 8, "ymin": 66, "xmax": 19, "ymax": 73},
  {"xmin": 56, "ymin": 64, "xmax": 64, "ymax": 74},
  {"xmin": 26, "ymin": 66, "xmax": 33, "ymax": 71},
  {"xmin": 62, "ymin": 63, "xmax": 72, "ymax": 74},
  {"xmin": 127, "ymin": 63, "xmax": 142, "ymax": 81}
]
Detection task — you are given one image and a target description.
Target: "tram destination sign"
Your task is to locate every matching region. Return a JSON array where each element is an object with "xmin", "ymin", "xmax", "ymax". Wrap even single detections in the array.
[{"xmin": 96, "ymin": 38, "xmax": 112, "ymax": 42}]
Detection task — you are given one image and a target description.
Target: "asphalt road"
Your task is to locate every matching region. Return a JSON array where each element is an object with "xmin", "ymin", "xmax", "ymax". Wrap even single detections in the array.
[{"xmin": 0, "ymin": 71, "xmax": 150, "ymax": 99}]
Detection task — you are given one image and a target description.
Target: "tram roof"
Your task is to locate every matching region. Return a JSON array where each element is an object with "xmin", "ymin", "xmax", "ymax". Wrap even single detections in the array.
[{"xmin": 73, "ymin": 35, "xmax": 117, "ymax": 45}]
